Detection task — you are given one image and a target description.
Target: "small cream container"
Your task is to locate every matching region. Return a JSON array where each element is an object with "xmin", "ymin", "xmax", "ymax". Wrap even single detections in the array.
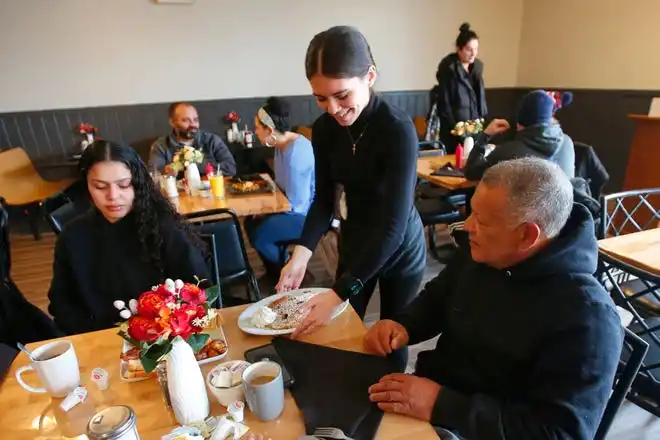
[{"xmin": 206, "ymin": 360, "xmax": 250, "ymax": 407}]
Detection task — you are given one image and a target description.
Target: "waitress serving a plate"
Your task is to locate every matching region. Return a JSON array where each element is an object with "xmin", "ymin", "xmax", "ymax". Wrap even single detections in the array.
[{"xmin": 277, "ymin": 26, "xmax": 426, "ymax": 359}]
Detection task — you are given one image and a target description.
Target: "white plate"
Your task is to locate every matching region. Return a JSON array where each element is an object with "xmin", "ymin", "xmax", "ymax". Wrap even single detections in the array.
[
  {"xmin": 237, "ymin": 287, "xmax": 349, "ymax": 336},
  {"xmin": 119, "ymin": 326, "xmax": 229, "ymax": 382}
]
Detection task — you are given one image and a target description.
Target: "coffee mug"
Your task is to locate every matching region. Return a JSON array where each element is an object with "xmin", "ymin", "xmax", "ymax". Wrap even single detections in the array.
[
  {"xmin": 15, "ymin": 340, "xmax": 81, "ymax": 397},
  {"xmin": 242, "ymin": 360, "xmax": 284, "ymax": 422}
]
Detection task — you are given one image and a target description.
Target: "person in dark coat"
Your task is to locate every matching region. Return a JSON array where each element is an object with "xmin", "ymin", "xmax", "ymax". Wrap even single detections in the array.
[
  {"xmin": 464, "ymin": 90, "xmax": 576, "ymax": 181},
  {"xmin": 435, "ymin": 23, "xmax": 488, "ymax": 153},
  {"xmin": 1, "ymin": 197, "xmax": 62, "ymax": 346},
  {"xmin": 366, "ymin": 158, "xmax": 622, "ymax": 440}
]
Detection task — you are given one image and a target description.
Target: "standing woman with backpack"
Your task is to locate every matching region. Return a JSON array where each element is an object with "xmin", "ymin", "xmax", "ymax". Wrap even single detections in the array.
[{"xmin": 277, "ymin": 26, "xmax": 426, "ymax": 359}]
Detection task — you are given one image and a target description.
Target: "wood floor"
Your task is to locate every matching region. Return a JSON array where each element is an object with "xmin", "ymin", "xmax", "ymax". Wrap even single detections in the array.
[{"xmin": 7, "ymin": 229, "xmax": 660, "ymax": 439}]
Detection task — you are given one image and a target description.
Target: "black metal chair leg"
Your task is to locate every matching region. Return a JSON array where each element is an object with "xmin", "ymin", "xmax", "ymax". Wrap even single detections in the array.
[
  {"xmin": 248, "ymin": 274, "xmax": 262, "ymax": 302},
  {"xmin": 24, "ymin": 205, "xmax": 41, "ymax": 241}
]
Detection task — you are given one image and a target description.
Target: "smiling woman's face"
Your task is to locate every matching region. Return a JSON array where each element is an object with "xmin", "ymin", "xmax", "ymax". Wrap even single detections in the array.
[
  {"xmin": 87, "ymin": 161, "xmax": 135, "ymax": 223},
  {"xmin": 309, "ymin": 69, "xmax": 375, "ymax": 126}
]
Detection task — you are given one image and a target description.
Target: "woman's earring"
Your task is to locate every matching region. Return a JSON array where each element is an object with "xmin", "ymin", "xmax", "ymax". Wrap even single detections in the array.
[{"xmin": 264, "ymin": 134, "xmax": 277, "ymax": 147}]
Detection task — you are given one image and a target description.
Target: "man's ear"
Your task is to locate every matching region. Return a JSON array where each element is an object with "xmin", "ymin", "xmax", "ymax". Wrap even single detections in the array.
[{"xmin": 518, "ymin": 222, "xmax": 542, "ymax": 252}]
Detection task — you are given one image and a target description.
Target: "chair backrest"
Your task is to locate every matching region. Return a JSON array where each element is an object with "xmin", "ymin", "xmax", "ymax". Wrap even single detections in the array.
[
  {"xmin": 594, "ymin": 328, "xmax": 649, "ymax": 440},
  {"xmin": 0, "ymin": 147, "xmax": 38, "ymax": 181},
  {"xmin": 0, "ymin": 198, "xmax": 10, "ymax": 281},
  {"xmin": 599, "ymin": 188, "xmax": 660, "ymax": 239},
  {"xmin": 413, "ymin": 116, "xmax": 427, "ymax": 140},
  {"xmin": 198, "ymin": 233, "xmax": 222, "ymax": 308},
  {"xmin": 184, "ymin": 209, "xmax": 254, "ymax": 280},
  {"xmin": 295, "ymin": 126, "xmax": 312, "ymax": 141},
  {"xmin": 599, "ymin": 253, "xmax": 660, "ymax": 417}
]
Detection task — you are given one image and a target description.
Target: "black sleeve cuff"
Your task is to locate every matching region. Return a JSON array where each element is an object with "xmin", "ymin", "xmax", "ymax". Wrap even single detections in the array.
[{"xmin": 332, "ymin": 273, "xmax": 364, "ymax": 301}]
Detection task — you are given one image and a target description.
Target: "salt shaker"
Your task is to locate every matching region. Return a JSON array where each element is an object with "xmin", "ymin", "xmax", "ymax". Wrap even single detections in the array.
[{"xmin": 86, "ymin": 406, "xmax": 140, "ymax": 440}]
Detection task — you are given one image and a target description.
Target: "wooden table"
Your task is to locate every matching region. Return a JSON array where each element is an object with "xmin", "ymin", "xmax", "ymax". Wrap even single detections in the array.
[
  {"xmin": 598, "ymin": 228, "xmax": 660, "ymax": 277},
  {"xmin": 1, "ymin": 306, "xmax": 438, "ymax": 440},
  {"xmin": 416, "ymin": 155, "xmax": 477, "ymax": 191},
  {"xmin": 173, "ymin": 174, "xmax": 291, "ymax": 218}
]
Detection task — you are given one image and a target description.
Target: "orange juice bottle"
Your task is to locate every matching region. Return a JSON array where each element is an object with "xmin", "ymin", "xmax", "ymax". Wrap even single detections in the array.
[{"xmin": 210, "ymin": 166, "xmax": 225, "ymax": 200}]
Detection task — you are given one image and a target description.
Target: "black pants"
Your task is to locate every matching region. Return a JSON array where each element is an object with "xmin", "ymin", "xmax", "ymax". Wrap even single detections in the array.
[{"xmin": 337, "ymin": 263, "xmax": 425, "ymax": 372}]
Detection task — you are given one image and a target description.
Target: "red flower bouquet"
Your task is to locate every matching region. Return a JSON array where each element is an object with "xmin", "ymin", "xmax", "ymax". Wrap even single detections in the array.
[
  {"xmin": 223, "ymin": 111, "xmax": 240, "ymax": 125},
  {"xmin": 116, "ymin": 278, "xmax": 219, "ymax": 373},
  {"xmin": 78, "ymin": 122, "xmax": 98, "ymax": 135}
]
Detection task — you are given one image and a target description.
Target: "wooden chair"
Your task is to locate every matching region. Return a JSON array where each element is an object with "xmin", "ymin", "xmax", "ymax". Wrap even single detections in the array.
[
  {"xmin": 0, "ymin": 147, "xmax": 76, "ymax": 239},
  {"xmin": 413, "ymin": 116, "xmax": 427, "ymax": 140},
  {"xmin": 295, "ymin": 126, "xmax": 313, "ymax": 141}
]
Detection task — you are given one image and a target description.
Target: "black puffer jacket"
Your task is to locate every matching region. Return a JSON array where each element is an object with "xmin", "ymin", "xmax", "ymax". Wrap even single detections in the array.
[{"xmin": 434, "ymin": 53, "xmax": 488, "ymax": 153}]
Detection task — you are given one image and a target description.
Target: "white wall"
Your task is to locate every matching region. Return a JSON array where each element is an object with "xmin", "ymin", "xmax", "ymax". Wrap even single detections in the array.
[
  {"xmin": 517, "ymin": 0, "xmax": 660, "ymax": 90},
  {"xmin": 0, "ymin": 0, "xmax": 523, "ymax": 112}
]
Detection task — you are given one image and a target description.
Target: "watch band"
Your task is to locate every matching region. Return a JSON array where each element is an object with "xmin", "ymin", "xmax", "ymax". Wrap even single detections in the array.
[{"xmin": 334, "ymin": 275, "xmax": 364, "ymax": 301}]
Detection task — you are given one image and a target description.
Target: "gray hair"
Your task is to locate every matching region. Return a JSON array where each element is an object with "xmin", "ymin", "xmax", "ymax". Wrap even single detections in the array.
[{"xmin": 481, "ymin": 158, "xmax": 574, "ymax": 238}]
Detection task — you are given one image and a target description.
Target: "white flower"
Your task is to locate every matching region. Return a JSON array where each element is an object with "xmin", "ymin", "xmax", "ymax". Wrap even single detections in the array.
[
  {"xmin": 129, "ymin": 299, "xmax": 138, "ymax": 315},
  {"xmin": 165, "ymin": 279, "xmax": 176, "ymax": 293},
  {"xmin": 192, "ymin": 317, "xmax": 205, "ymax": 327},
  {"xmin": 167, "ymin": 302, "xmax": 181, "ymax": 310},
  {"xmin": 206, "ymin": 309, "xmax": 217, "ymax": 321},
  {"xmin": 113, "ymin": 300, "xmax": 126, "ymax": 310},
  {"xmin": 119, "ymin": 309, "xmax": 132, "ymax": 320},
  {"xmin": 174, "ymin": 279, "xmax": 184, "ymax": 290}
]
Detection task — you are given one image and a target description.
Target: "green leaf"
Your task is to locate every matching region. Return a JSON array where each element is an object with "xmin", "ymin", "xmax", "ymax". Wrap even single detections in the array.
[
  {"xmin": 186, "ymin": 333, "xmax": 210, "ymax": 353},
  {"xmin": 140, "ymin": 338, "xmax": 173, "ymax": 373},
  {"xmin": 205, "ymin": 285, "xmax": 219, "ymax": 307},
  {"xmin": 117, "ymin": 328, "xmax": 139, "ymax": 348}
]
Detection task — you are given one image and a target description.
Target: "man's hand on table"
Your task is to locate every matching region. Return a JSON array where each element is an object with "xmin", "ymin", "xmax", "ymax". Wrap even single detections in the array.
[
  {"xmin": 364, "ymin": 319, "xmax": 409, "ymax": 356},
  {"xmin": 369, "ymin": 373, "xmax": 441, "ymax": 422}
]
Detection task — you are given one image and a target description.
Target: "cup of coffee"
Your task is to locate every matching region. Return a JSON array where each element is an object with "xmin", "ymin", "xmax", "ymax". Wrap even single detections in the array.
[
  {"xmin": 242, "ymin": 360, "xmax": 284, "ymax": 422},
  {"xmin": 15, "ymin": 340, "xmax": 80, "ymax": 397}
]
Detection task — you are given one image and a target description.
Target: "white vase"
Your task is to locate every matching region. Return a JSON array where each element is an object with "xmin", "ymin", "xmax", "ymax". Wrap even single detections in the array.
[
  {"xmin": 185, "ymin": 164, "xmax": 202, "ymax": 196},
  {"xmin": 166, "ymin": 338, "xmax": 210, "ymax": 425},
  {"xmin": 462, "ymin": 136, "xmax": 474, "ymax": 168}
]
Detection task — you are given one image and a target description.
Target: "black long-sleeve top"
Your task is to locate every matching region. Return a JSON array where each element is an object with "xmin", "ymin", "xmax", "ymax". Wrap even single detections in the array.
[
  {"xmin": 298, "ymin": 94, "xmax": 423, "ymax": 290},
  {"xmin": 48, "ymin": 210, "xmax": 209, "ymax": 335}
]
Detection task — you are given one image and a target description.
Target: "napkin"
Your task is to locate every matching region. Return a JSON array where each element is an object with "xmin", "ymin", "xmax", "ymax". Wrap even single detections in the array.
[{"xmin": 272, "ymin": 337, "xmax": 403, "ymax": 440}]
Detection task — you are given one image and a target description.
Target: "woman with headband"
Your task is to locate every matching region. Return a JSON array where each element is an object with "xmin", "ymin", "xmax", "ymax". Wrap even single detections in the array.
[
  {"xmin": 277, "ymin": 26, "xmax": 426, "ymax": 367},
  {"xmin": 245, "ymin": 97, "xmax": 315, "ymax": 285}
]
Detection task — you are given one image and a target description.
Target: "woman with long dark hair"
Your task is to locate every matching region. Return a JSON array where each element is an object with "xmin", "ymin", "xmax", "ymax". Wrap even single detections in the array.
[
  {"xmin": 48, "ymin": 140, "xmax": 209, "ymax": 335},
  {"xmin": 277, "ymin": 26, "xmax": 426, "ymax": 351},
  {"xmin": 434, "ymin": 23, "xmax": 488, "ymax": 153}
]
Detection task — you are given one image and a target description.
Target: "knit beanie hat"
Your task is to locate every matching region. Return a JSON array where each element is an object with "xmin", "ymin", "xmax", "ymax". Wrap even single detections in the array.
[{"xmin": 517, "ymin": 90, "xmax": 555, "ymax": 127}]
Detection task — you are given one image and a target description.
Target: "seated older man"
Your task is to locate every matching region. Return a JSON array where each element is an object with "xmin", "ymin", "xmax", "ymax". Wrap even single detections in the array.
[
  {"xmin": 366, "ymin": 158, "xmax": 622, "ymax": 440},
  {"xmin": 149, "ymin": 102, "xmax": 236, "ymax": 176}
]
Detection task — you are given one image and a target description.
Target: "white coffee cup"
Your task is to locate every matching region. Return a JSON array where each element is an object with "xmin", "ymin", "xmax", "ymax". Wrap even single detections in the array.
[{"xmin": 15, "ymin": 340, "xmax": 81, "ymax": 397}]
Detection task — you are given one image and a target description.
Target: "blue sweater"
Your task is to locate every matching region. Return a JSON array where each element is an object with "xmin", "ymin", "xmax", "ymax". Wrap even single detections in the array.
[{"xmin": 274, "ymin": 136, "xmax": 315, "ymax": 215}]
